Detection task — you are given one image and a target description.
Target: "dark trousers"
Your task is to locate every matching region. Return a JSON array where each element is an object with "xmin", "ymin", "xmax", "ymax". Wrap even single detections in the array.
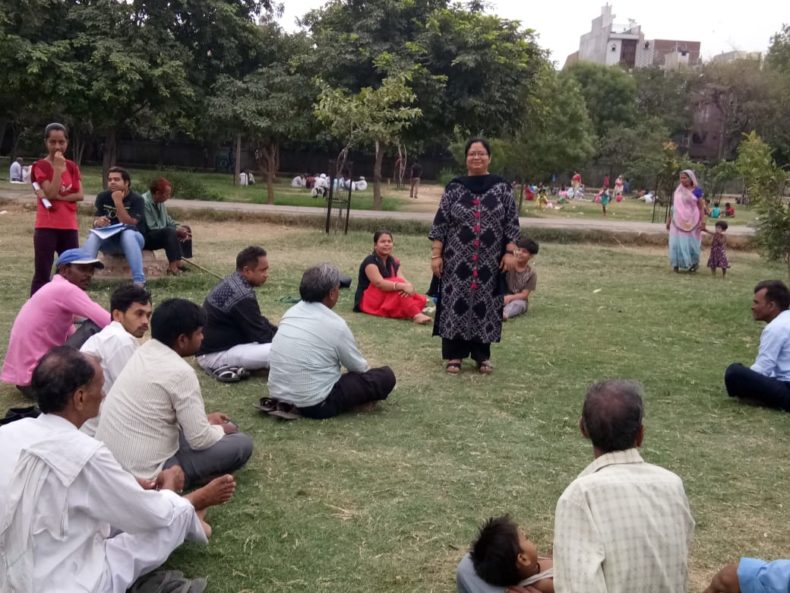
[
  {"xmin": 30, "ymin": 228, "xmax": 79, "ymax": 296},
  {"xmin": 144, "ymin": 226, "xmax": 192, "ymax": 262},
  {"xmin": 724, "ymin": 363, "xmax": 790, "ymax": 411},
  {"xmin": 442, "ymin": 338, "xmax": 491, "ymax": 363},
  {"xmin": 300, "ymin": 366, "xmax": 396, "ymax": 420},
  {"xmin": 165, "ymin": 431, "xmax": 253, "ymax": 488}
]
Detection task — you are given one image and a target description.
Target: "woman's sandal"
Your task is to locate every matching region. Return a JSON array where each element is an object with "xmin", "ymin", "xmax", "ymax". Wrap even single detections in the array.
[
  {"xmin": 446, "ymin": 360, "xmax": 462, "ymax": 375},
  {"xmin": 477, "ymin": 360, "xmax": 493, "ymax": 375}
]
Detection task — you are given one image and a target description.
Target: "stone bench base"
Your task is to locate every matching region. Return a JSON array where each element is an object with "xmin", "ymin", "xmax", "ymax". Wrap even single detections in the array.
[{"xmin": 95, "ymin": 250, "xmax": 168, "ymax": 280}]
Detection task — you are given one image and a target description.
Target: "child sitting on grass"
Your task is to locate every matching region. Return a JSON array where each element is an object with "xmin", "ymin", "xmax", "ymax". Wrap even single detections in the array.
[
  {"xmin": 503, "ymin": 238, "xmax": 539, "ymax": 321},
  {"xmin": 456, "ymin": 515, "xmax": 554, "ymax": 593},
  {"xmin": 703, "ymin": 220, "xmax": 730, "ymax": 276}
]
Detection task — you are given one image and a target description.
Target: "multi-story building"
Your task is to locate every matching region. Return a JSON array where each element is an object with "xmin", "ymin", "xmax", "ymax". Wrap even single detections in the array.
[{"xmin": 567, "ymin": 5, "xmax": 701, "ymax": 70}]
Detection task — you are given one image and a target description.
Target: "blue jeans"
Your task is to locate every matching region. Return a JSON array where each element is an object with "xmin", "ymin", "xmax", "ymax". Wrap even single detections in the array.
[{"xmin": 83, "ymin": 229, "xmax": 145, "ymax": 283}]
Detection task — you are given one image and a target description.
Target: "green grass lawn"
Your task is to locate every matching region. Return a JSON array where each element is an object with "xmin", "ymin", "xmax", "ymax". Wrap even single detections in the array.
[{"xmin": 0, "ymin": 201, "xmax": 788, "ymax": 593}]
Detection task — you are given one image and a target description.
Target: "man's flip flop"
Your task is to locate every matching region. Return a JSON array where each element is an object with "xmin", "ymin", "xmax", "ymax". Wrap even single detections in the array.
[{"xmin": 211, "ymin": 366, "xmax": 247, "ymax": 383}]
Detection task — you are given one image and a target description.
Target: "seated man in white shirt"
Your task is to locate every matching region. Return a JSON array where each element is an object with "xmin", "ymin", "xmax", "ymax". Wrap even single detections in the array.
[
  {"xmin": 80, "ymin": 284, "xmax": 152, "ymax": 436},
  {"xmin": 553, "ymin": 380, "xmax": 694, "ymax": 593},
  {"xmin": 725, "ymin": 280, "xmax": 790, "ymax": 411},
  {"xmin": 0, "ymin": 346, "xmax": 236, "ymax": 593},
  {"xmin": 96, "ymin": 298, "xmax": 253, "ymax": 488},
  {"xmin": 268, "ymin": 263, "xmax": 396, "ymax": 419}
]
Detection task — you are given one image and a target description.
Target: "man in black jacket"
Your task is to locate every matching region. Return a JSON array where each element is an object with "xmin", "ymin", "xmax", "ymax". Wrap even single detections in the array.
[{"xmin": 196, "ymin": 246, "xmax": 277, "ymax": 381}]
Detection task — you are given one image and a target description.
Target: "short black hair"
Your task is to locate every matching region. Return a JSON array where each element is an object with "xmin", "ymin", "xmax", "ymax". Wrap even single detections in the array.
[
  {"xmin": 754, "ymin": 280, "xmax": 790, "ymax": 310},
  {"xmin": 715, "ymin": 220, "xmax": 728, "ymax": 231},
  {"xmin": 465, "ymin": 137, "xmax": 491, "ymax": 157},
  {"xmin": 299, "ymin": 263, "xmax": 341, "ymax": 302},
  {"xmin": 44, "ymin": 122, "xmax": 68, "ymax": 140},
  {"xmin": 151, "ymin": 298, "xmax": 206, "ymax": 348},
  {"xmin": 373, "ymin": 229, "xmax": 393, "ymax": 244},
  {"xmin": 31, "ymin": 346, "xmax": 96, "ymax": 414},
  {"xmin": 517, "ymin": 238, "xmax": 539, "ymax": 255},
  {"xmin": 107, "ymin": 166, "xmax": 131, "ymax": 185},
  {"xmin": 110, "ymin": 284, "xmax": 152, "ymax": 314},
  {"xmin": 582, "ymin": 379, "xmax": 644, "ymax": 453},
  {"xmin": 236, "ymin": 245, "xmax": 267, "ymax": 271},
  {"xmin": 469, "ymin": 516, "xmax": 522, "ymax": 587}
]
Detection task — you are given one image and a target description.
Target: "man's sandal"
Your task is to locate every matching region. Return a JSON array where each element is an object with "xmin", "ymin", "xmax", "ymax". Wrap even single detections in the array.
[
  {"xmin": 446, "ymin": 360, "xmax": 462, "ymax": 374},
  {"xmin": 210, "ymin": 365, "xmax": 249, "ymax": 383},
  {"xmin": 477, "ymin": 360, "xmax": 493, "ymax": 375}
]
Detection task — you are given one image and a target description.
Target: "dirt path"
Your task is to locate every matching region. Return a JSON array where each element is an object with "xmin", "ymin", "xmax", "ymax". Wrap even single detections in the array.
[{"xmin": 0, "ymin": 187, "xmax": 754, "ymax": 237}]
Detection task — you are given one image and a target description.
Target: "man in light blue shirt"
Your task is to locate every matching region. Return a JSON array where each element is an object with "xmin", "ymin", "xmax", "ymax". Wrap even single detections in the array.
[
  {"xmin": 267, "ymin": 263, "xmax": 396, "ymax": 419},
  {"xmin": 725, "ymin": 280, "xmax": 790, "ymax": 410},
  {"xmin": 705, "ymin": 558, "xmax": 790, "ymax": 593}
]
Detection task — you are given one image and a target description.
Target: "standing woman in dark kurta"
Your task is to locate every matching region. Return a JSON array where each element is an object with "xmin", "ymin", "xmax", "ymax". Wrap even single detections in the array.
[{"xmin": 429, "ymin": 138, "xmax": 521, "ymax": 374}]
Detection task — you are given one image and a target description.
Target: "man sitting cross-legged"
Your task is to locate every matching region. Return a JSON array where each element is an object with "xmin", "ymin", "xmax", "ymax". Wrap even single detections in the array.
[
  {"xmin": 141, "ymin": 177, "xmax": 193, "ymax": 276},
  {"xmin": 79, "ymin": 283, "xmax": 153, "ymax": 436},
  {"xmin": 197, "ymin": 245, "xmax": 277, "ymax": 382},
  {"xmin": 267, "ymin": 262, "xmax": 396, "ymax": 419},
  {"xmin": 0, "ymin": 346, "xmax": 236, "ymax": 593},
  {"xmin": 1, "ymin": 248, "xmax": 110, "ymax": 397},
  {"xmin": 553, "ymin": 379, "xmax": 695, "ymax": 593},
  {"xmin": 725, "ymin": 280, "xmax": 790, "ymax": 411},
  {"xmin": 96, "ymin": 298, "xmax": 253, "ymax": 487}
]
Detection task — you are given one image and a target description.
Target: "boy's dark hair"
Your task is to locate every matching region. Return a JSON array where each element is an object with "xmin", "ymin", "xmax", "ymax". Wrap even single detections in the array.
[
  {"xmin": 715, "ymin": 220, "xmax": 728, "ymax": 231},
  {"xmin": 110, "ymin": 284, "xmax": 152, "ymax": 314},
  {"xmin": 754, "ymin": 280, "xmax": 790, "ymax": 310},
  {"xmin": 107, "ymin": 166, "xmax": 131, "ymax": 185},
  {"xmin": 517, "ymin": 238, "xmax": 539, "ymax": 255},
  {"xmin": 469, "ymin": 515, "xmax": 522, "ymax": 587},
  {"xmin": 236, "ymin": 245, "xmax": 267, "ymax": 271},
  {"xmin": 151, "ymin": 298, "xmax": 205, "ymax": 349}
]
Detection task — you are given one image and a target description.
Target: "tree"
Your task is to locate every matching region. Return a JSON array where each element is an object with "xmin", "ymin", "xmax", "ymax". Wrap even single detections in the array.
[
  {"xmin": 210, "ymin": 57, "xmax": 318, "ymax": 203},
  {"xmin": 314, "ymin": 73, "xmax": 422, "ymax": 209},
  {"xmin": 563, "ymin": 62, "xmax": 637, "ymax": 140},
  {"xmin": 633, "ymin": 66, "xmax": 695, "ymax": 138},
  {"xmin": 766, "ymin": 23, "xmax": 790, "ymax": 74},
  {"xmin": 736, "ymin": 132, "xmax": 790, "ymax": 277}
]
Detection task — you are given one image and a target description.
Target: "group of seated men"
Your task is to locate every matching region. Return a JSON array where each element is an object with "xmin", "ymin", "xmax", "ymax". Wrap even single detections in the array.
[{"xmin": 83, "ymin": 167, "xmax": 192, "ymax": 285}]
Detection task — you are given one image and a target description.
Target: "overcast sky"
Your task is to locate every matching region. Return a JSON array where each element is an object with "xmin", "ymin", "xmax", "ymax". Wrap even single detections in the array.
[{"xmin": 278, "ymin": 0, "xmax": 790, "ymax": 66}]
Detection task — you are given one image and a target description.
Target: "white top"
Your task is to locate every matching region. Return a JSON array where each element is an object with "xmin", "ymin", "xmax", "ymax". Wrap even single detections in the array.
[
  {"xmin": 79, "ymin": 320, "xmax": 141, "ymax": 436},
  {"xmin": 553, "ymin": 448, "xmax": 694, "ymax": 593},
  {"xmin": 751, "ymin": 309, "xmax": 790, "ymax": 381},
  {"xmin": 268, "ymin": 300, "xmax": 369, "ymax": 407},
  {"xmin": 0, "ymin": 414, "xmax": 204, "ymax": 593},
  {"xmin": 9, "ymin": 161, "xmax": 22, "ymax": 182},
  {"xmin": 95, "ymin": 339, "xmax": 224, "ymax": 479}
]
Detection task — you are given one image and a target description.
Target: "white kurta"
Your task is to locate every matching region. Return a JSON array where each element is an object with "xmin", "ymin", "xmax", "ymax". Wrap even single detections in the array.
[
  {"xmin": 0, "ymin": 414, "xmax": 206, "ymax": 593},
  {"xmin": 80, "ymin": 320, "xmax": 141, "ymax": 436}
]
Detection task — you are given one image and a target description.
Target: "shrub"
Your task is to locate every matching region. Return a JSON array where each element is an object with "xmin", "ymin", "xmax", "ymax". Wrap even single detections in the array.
[{"xmin": 135, "ymin": 170, "xmax": 223, "ymax": 201}]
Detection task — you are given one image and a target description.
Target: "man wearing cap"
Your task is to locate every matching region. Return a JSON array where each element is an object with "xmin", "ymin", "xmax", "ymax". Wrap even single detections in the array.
[{"xmin": 1, "ymin": 248, "xmax": 110, "ymax": 397}]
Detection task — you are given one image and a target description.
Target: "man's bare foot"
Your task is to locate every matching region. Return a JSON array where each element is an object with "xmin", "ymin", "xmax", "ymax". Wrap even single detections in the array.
[
  {"xmin": 156, "ymin": 466, "xmax": 186, "ymax": 493},
  {"xmin": 196, "ymin": 509, "xmax": 212, "ymax": 538},
  {"xmin": 185, "ymin": 474, "xmax": 236, "ymax": 511},
  {"xmin": 412, "ymin": 313, "xmax": 432, "ymax": 325}
]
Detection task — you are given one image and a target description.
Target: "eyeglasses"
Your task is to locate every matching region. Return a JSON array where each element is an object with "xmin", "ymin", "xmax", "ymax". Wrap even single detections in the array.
[{"xmin": 467, "ymin": 152, "xmax": 488, "ymax": 157}]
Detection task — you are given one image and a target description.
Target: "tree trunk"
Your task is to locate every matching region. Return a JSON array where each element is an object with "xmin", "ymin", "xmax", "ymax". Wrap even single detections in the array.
[
  {"xmin": 257, "ymin": 141, "xmax": 278, "ymax": 205},
  {"xmin": 373, "ymin": 139, "xmax": 384, "ymax": 210},
  {"xmin": 0, "ymin": 120, "xmax": 7, "ymax": 156},
  {"xmin": 234, "ymin": 133, "xmax": 241, "ymax": 186},
  {"xmin": 101, "ymin": 129, "xmax": 118, "ymax": 189}
]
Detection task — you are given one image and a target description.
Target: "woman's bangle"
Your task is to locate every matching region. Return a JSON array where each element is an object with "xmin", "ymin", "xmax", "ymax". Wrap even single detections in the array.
[
  {"xmin": 394, "ymin": 282, "xmax": 399, "ymax": 291},
  {"xmin": 431, "ymin": 255, "xmax": 442, "ymax": 259}
]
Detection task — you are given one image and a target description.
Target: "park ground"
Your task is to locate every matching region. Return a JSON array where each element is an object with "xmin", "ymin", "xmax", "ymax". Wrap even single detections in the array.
[
  {"xmin": 0, "ymin": 199, "xmax": 788, "ymax": 593},
  {"xmin": 0, "ymin": 161, "xmax": 758, "ymax": 226}
]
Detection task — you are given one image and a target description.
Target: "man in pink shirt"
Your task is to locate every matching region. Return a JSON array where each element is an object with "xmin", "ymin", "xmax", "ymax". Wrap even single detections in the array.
[{"xmin": 2, "ymin": 248, "xmax": 111, "ymax": 396}]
